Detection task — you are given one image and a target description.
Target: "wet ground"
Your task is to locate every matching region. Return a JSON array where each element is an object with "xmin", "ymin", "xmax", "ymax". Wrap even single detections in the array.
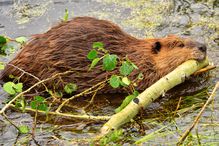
[{"xmin": 0, "ymin": 0, "xmax": 219, "ymax": 145}]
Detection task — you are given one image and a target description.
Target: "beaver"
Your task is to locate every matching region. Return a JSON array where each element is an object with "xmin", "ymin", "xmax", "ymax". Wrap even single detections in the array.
[{"xmin": 0, "ymin": 17, "xmax": 207, "ymax": 94}]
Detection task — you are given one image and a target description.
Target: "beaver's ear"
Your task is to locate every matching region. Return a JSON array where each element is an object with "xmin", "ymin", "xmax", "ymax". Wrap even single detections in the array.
[{"xmin": 152, "ymin": 41, "xmax": 161, "ymax": 54}]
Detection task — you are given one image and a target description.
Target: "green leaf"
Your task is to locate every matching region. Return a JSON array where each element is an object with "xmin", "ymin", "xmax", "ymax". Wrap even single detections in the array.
[
  {"xmin": 89, "ymin": 57, "xmax": 101, "ymax": 70},
  {"xmin": 14, "ymin": 83, "xmax": 23, "ymax": 93},
  {"xmin": 31, "ymin": 96, "xmax": 48, "ymax": 110},
  {"xmin": 131, "ymin": 62, "xmax": 138, "ymax": 69},
  {"xmin": 63, "ymin": 9, "xmax": 69, "ymax": 22},
  {"xmin": 30, "ymin": 101, "xmax": 37, "ymax": 109},
  {"xmin": 0, "ymin": 36, "xmax": 7, "ymax": 44},
  {"xmin": 38, "ymin": 103, "xmax": 48, "ymax": 111},
  {"xmin": 133, "ymin": 90, "xmax": 140, "ymax": 97},
  {"xmin": 20, "ymin": 98, "xmax": 26, "ymax": 112},
  {"xmin": 92, "ymin": 42, "xmax": 104, "ymax": 49},
  {"xmin": 64, "ymin": 83, "xmax": 77, "ymax": 94},
  {"xmin": 137, "ymin": 72, "xmax": 144, "ymax": 80},
  {"xmin": 3, "ymin": 82, "xmax": 16, "ymax": 95},
  {"xmin": 120, "ymin": 61, "xmax": 134, "ymax": 76},
  {"xmin": 100, "ymin": 129, "xmax": 123, "ymax": 145},
  {"xmin": 15, "ymin": 97, "xmax": 26, "ymax": 112},
  {"xmin": 109, "ymin": 75, "xmax": 121, "ymax": 88},
  {"xmin": 9, "ymin": 74, "xmax": 15, "ymax": 79},
  {"xmin": 115, "ymin": 91, "xmax": 139, "ymax": 113},
  {"xmin": 34, "ymin": 96, "xmax": 45, "ymax": 102},
  {"xmin": 0, "ymin": 44, "xmax": 15, "ymax": 55},
  {"xmin": 15, "ymin": 100, "xmax": 22, "ymax": 108},
  {"xmin": 119, "ymin": 80, "xmax": 128, "ymax": 87},
  {"xmin": 87, "ymin": 49, "xmax": 97, "ymax": 60},
  {"xmin": 18, "ymin": 125, "xmax": 29, "ymax": 134},
  {"xmin": 121, "ymin": 77, "xmax": 130, "ymax": 85},
  {"xmin": 125, "ymin": 57, "xmax": 138, "ymax": 69},
  {"xmin": 0, "ymin": 62, "xmax": 4, "ymax": 70},
  {"xmin": 103, "ymin": 54, "xmax": 118, "ymax": 71},
  {"xmin": 0, "ymin": 45, "xmax": 7, "ymax": 52},
  {"xmin": 15, "ymin": 37, "xmax": 28, "ymax": 44},
  {"xmin": 0, "ymin": 38, "xmax": 7, "ymax": 55}
]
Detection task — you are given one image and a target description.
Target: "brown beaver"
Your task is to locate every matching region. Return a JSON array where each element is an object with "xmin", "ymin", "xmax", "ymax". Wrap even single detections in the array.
[{"xmin": 0, "ymin": 17, "xmax": 207, "ymax": 94}]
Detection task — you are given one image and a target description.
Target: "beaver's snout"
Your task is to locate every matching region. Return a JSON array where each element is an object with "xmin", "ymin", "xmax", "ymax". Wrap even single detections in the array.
[
  {"xmin": 191, "ymin": 42, "xmax": 207, "ymax": 61},
  {"xmin": 197, "ymin": 43, "xmax": 207, "ymax": 53}
]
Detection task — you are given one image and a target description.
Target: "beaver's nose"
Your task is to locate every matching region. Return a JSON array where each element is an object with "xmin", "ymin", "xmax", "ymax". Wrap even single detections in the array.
[{"xmin": 198, "ymin": 43, "xmax": 207, "ymax": 52}]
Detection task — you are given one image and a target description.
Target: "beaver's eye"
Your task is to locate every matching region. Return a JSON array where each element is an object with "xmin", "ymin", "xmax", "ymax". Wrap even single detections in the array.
[
  {"xmin": 152, "ymin": 41, "xmax": 161, "ymax": 54},
  {"xmin": 178, "ymin": 43, "xmax": 185, "ymax": 48}
]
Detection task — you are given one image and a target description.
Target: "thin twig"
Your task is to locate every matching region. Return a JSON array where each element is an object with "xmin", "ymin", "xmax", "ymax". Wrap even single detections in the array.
[
  {"xmin": 2, "ymin": 112, "xmax": 20, "ymax": 130},
  {"xmin": 173, "ymin": 96, "xmax": 182, "ymax": 118},
  {"xmin": 83, "ymin": 90, "xmax": 98, "ymax": 111},
  {"xmin": 0, "ymin": 71, "xmax": 74, "ymax": 114},
  {"xmin": 32, "ymin": 108, "xmax": 38, "ymax": 138},
  {"xmin": 193, "ymin": 65, "xmax": 216, "ymax": 75},
  {"xmin": 8, "ymin": 64, "xmax": 42, "ymax": 82},
  {"xmin": 177, "ymin": 81, "xmax": 219, "ymax": 145},
  {"xmin": 8, "ymin": 64, "xmax": 48, "ymax": 91},
  {"xmin": 9, "ymin": 104, "xmax": 110, "ymax": 121},
  {"xmin": 83, "ymin": 82, "xmax": 106, "ymax": 110},
  {"xmin": 195, "ymin": 128, "xmax": 201, "ymax": 145},
  {"xmin": 56, "ymin": 80, "xmax": 107, "ymax": 113}
]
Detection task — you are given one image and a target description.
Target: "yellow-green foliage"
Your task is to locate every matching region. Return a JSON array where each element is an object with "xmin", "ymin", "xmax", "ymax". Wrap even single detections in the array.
[
  {"xmin": 12, "ymin": 1, "xmax": 51, "ymax": 24},
  {"xmin": 102, "ymin": 0, "xmax": 173, "ymax": 37}
]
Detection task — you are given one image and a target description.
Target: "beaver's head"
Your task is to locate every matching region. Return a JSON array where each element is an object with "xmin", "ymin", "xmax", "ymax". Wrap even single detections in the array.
[{"xmin": 149, "ymin": 35, "xmax": 207, "ymax": 75}]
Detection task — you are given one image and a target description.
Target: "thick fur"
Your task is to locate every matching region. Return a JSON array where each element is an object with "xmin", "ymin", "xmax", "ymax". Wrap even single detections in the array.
[{"xmin": 0, "ymin": 17, "xmax": 206, "ymax": 93}]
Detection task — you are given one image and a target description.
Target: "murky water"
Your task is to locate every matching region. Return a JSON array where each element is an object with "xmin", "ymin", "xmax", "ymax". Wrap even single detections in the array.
[{"xmin": 0, "ymin": 0, "xmax": 218, "ymax": 145}]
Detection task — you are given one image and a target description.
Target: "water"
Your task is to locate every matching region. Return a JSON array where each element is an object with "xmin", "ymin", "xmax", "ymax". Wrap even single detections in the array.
[{"xmin": 0, "ymin": 0, "xmax": 218, "ymax": 145}]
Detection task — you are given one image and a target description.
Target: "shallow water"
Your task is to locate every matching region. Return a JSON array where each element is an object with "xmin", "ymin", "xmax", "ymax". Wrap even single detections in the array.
[{"xmin": 0, "ymin": 0, "xmax": 218, "ymax": 145}]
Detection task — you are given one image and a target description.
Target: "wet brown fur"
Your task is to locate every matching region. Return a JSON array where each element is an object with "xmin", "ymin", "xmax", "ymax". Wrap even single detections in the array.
[{"xmin": 0, "ymin": 17, "xmax": 206, "ymax": 93}]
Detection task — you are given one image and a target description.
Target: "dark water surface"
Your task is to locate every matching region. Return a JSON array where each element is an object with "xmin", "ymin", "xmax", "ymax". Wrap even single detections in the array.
[{"xmin": 0, "ymin": 0, "xmax": 218, "ymax": 145}]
